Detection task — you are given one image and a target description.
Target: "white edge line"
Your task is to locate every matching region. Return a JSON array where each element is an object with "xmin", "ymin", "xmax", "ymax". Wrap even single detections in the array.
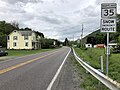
[{"xmin": 46, "ymin": 48, "xmax": 71, "ymax": 90}]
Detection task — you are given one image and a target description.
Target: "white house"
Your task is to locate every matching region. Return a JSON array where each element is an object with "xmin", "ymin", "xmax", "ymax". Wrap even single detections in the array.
[{"xmin": 85, "ymin": 44, "xmax": 92, "ymax": 48}]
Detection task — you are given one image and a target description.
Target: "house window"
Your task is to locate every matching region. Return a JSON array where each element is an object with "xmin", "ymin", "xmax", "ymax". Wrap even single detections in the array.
[
  {"xmin": 8, "ymin": 36, "xmax": 10, "ymax": 40},
  {"xmin": 13, "ymin": 42, "xmax": 17, "ymax": 47},
  {"xmin": 13, "ymin": 36, "xmax": 17, "ymax": 40},
  {"xmin": 25, "ymin": 42, "xmax": 28, "ymax": 46},
  {"xmin": 33, "ymin": 36, "xmax": 36, "ymax": 40},
  {"xmin": 24, "ymin": 36, "xmax": 28, "ymax": 40}
]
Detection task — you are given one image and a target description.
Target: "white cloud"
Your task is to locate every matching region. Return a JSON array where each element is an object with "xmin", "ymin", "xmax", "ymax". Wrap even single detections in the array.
[{"xmin": 0, "ymin": 0, "xmax": 120, "ymax": 41}]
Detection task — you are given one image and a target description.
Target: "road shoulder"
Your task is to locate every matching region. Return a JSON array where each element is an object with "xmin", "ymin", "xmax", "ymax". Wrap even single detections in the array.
[{"xmin": 52, "ymin": 52, "xmax": 84, "ymax": 90}]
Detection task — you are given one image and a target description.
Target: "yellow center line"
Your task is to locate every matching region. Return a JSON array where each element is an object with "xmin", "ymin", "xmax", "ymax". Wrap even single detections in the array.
[{"xmin": 0, "ymin": 51, "xmax": 56, "ymax": 74}]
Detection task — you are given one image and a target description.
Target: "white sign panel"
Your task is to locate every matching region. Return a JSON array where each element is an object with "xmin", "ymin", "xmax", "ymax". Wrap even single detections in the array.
[
  {"xmin": 101, "ymin": 19, "xmax": 116, "ymax": 32},
  {"xmin": 101, "ymin": 3, "xmax": 117, "ymax": 18}
]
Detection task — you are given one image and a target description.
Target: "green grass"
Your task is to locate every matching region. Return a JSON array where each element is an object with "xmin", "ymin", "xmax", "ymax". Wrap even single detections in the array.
[
  {"xmin": 109, "ymin": 54, "xmax": 120, "ymax": 82},
  {"xmin": 71, "ymin": 54, "xmax": 109, "ymax": 90},
  {"xmin": 75, "ymin": 48, "xmax": 106, "ymax": 69},
  {"xmin": 74, "ymin": 47, "xmax": 120, "ymax": 89},
  {"xmin": 7, "ymin": 49, "xmax": 53, "ymax": 56}
]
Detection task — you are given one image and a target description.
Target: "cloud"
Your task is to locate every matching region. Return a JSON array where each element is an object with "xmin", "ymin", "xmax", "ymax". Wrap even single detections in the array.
[
  {"xmin": 40, "ymin": 16, "xmax": 62, "ymax": 25},
  {"xmin": 3, "ymin": 0, "xmax": 44, "ymax": 4},
  {"xmin": 0, "ymin": 0, "xmax": 120, "ymax": 41},
  {"xmin": 83, "ymin": 5, "xmax": 99, "ymax": 17}
]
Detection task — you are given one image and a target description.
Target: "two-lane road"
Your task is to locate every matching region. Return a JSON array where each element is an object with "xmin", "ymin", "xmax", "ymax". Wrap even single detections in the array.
[{"xmin": 0, "ymin": 47, "xmax": 71, "ymax": 90}]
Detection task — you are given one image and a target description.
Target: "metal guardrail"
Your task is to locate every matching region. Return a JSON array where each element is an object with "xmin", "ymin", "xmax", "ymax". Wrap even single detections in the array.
[{"xmin": 72, "ymin": 48, "xmax": 120, "ymax": 90}]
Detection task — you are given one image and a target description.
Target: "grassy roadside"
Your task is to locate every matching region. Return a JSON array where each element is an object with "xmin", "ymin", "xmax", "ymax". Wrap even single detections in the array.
[
  {"xmin": 7, "ymin": 49, "xmax": 53, "ymax": 56},
  {"xmin": 74, "ymin": 48, "xmax": 105, "ymax": 69},
  {"xmin": 71, "ymin": 55, "xmax": 109, "ymax": 90},
  {"xmin": 73, "ymin": 47, "xmax": 120, "ymax": 90},
  {"xmin": 0, "ymin": 49, "xmax": 54, "ymax": 61},
  {"xmin": 74, "ymin": 48, "xmax": 120, "ymax": 83},
  {"xmin": 109, "ymin": 53, "xmax": 120, "ymax": 82}
]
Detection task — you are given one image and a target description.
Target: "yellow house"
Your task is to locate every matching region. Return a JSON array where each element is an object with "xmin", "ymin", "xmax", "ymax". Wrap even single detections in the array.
[{"xmin": 7, "ymin": 30, "xmax": 40, "ymax": 49}]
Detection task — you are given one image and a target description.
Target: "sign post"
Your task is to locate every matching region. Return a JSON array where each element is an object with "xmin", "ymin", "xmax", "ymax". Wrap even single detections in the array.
[
  {"xmin": 101, "ymin": 3, "xmax": 117, "ymax": 76},
  {"xmin": 106, "ymin": 33, "xmax": 109, "ymax": 76}
]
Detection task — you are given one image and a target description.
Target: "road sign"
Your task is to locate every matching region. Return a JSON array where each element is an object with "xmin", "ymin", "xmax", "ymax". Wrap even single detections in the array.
[
  {"xmin": 101, "ymin": 3, "xmax": 117, "ymax": 18},
  {"xmin": 101, "ymin": 18, "xmax": 116, "ymax": 32},
  {"xmin": 101, "ymin": 3, "xmax": 117, "ymax": 76}
]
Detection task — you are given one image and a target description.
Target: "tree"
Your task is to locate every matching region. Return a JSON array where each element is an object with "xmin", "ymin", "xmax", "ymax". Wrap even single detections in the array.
[
  {"xmin": 41, "ymin": 38, "xmax": 55, "ymax": 49},
  {"xmin": 0, "ymin": 21, "xmax": 18, "ymax": 35},
  {"xmin": 64, "ymin": 38, "xmax": 69, "ymax": 46},
  {"xmin": 118, "ymin": 36, "xmax": 120, "ymax": 45},
  {"xmin": 11, "ymin": 21, "xmax": 19, "ymax": 29},
  {"xmin": 34, "ymin": 31, "xmax": 44, "ymax": 38},
  {"xmin": 86, "ymin": 36, "xmax": 96, "ymax": 46},
  {"xmin": 0, "ymin": 32, "xmax": 7, "ymax": 47},
  {"xmin": 0, "ymin": 21, "xmax": 20, "ymax": 47}
]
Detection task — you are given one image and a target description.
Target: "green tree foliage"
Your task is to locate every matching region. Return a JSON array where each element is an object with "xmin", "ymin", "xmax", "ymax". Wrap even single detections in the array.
[
  {"xmin": 117, "ymin": 14, "xmax": 120, "ymax": 32},
  {"xmin": 110, "ymin": 14, "xmax": 120, "ymax": 42},
  {"xmin": 117, "ymin": 36, "xmax": 120, "ymax": 45},
  {"xmin": 41, "ymin": 38, "xmax": 61, "ymax": 49},
  {"xmin": 64, "ymin": 38, "xmax": 69, "ymax": 46},
  {"xmin": 19, "ymin": 27, "xmax": 32, "ymax": 31},
  {"xmin": 85, "ymin": 14, "xmax": 120, "ymax": 45},
  {"xmin": 0, "ymin": 21, "xmax": 18, "ymax": 35},
  {"xmin": 34, "ymin": 31, "xmax": 44, "ymax": 38},
  {"xmin": 86, "ymin": 36, "xmax": 96, "ymax": 46},
  {"xmin": 11, "ymin": 21, "xmax": 19, "ymax": 29},
  {"xmin": 0, "ymin": 21, "xmax": 19, "ymax": 47},
  {"xmin": 0, "ymin": 32, "xmax": 7, "ymax": 47}
]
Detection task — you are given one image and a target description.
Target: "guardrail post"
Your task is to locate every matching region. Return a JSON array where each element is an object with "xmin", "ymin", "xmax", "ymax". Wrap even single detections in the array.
[
  {"xmin": 98, "ymin": 56, "xmax": 104, "ymax": 89},
  {"xmin": 101, "ymin": 56, "xmax": 104, "ymax": 73}
]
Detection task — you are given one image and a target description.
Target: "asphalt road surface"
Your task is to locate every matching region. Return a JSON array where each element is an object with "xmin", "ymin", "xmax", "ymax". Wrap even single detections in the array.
[{"xmin": 0, "ymin": 47, "xmax": 76, "ymax": 90}]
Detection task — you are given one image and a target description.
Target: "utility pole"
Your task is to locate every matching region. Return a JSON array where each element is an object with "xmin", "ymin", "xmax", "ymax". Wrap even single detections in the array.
[
  {"xmin": 72, "ymin": 34, "xmax": 74, "ymax": 47},
  {"xmin": 73, "ymin": 34, "xmax": 74, "ymax": 41},
  {"xmin": 81, "ymin": 24, "xmax": 83, "ymax": 48}
]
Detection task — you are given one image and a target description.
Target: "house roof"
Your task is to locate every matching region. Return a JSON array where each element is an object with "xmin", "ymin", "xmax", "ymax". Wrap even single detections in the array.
[
  {"xmin": 96, "ymin": 44, "xmax": 104, "ymax": 46},
  {"xmin": 110, "ymin": 40, "xmax": 117, "ymax": 43},
  {"xmin": 17, "ymin": 31, "xmax": 34, "ymax": 36}
]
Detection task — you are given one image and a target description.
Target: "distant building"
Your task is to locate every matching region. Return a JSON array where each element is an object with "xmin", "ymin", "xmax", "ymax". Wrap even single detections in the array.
[
  {"xmin": 7, "ymin": 30, "xmax": 41, "ymax": 49},
  {"xmin": 95, "ymin": 44, "xmax": 105, "ymax": 48},
  {"xmin": 53, "ymin": 41, "xmax": 56, "ymax": 45},
  {"xmin": 85, "ymin": 44, "xmax": 92, "ymax": 48},
  {"xmin": 109, "ymin": 40, "xmax": 117, "ymax": 48}
]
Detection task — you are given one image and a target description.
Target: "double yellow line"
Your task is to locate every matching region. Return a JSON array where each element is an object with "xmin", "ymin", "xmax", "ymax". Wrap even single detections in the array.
[{"xmin": 0, "ymin": 52, "xmax": 56, "ymax": 74}]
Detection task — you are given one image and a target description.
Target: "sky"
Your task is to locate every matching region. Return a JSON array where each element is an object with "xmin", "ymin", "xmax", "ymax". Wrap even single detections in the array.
[{"xmin": 0, "ymin": 0, "xmax": 120, "ymax": 41}]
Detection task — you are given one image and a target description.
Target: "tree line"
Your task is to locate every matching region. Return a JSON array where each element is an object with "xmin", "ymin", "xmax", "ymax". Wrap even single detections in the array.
[
  {"xmin": 85, "ymin": 14, "xmax": 120, "ymax": 46},
  {"xmin": 64, "ymin": 14, "xmax": 120, "ymax": 47},
  {"xmin": 0, "ymin": 21, "xmax": 61, "ymax": 48}
]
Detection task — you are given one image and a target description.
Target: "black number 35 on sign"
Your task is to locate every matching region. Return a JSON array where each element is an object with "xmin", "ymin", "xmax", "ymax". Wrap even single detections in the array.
[
  {"xmin": 102, "ymin": 9, "xmax": 116, "ymax": 18},
  {"xmin": 101, "ymin": 3, "xmax": 117, "ymax": 18}
]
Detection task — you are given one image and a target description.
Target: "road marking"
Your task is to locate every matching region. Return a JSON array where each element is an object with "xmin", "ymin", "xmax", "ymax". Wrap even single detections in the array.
[
  {"xmin": 47, "ymin": 48, "xmax": 71, "ymax": 90},
  {"xmin": 0, "ymin": 52, "xmax": 56, "ymax": 74}
]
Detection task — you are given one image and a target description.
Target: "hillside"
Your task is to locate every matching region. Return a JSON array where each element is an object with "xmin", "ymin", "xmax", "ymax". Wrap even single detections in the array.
[{"xmin": 82, "ymin": 14, "xmax": 120, "ymax": 45}]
